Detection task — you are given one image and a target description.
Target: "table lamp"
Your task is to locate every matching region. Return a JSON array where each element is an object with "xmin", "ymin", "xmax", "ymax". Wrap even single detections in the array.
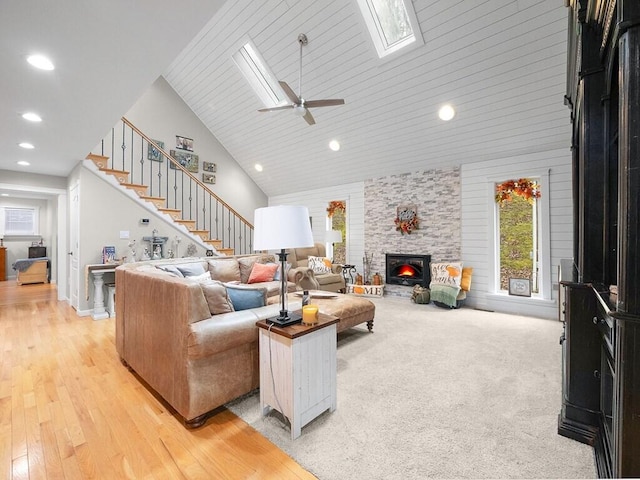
[{"xmin": 254, "ymin": 205, "xmax": 314, "ymax": 326}]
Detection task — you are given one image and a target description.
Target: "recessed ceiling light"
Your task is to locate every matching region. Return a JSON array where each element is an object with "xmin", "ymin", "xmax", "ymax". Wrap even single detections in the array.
[
  {"xmin": 22, "ymin": 112, "xmax": 42, "ymax": 122},
  {"xmin": 19, "ymin": 142, "xmax": 35, "ymax": 149},
  {"xmin": 27, "ymin": 54, "xmax": 54, "ymax": 71},
  {"xmin": 438, "ymin": 104, "xmax": 455, "ymax": 121},
  {"xmin": 1, "ymin": 193, "xmax": 9, "ymax": 197},
  {"xmin": 254, "ymin": 164, "xmax": 263, "ymax": 172},
  {"xmin": 17, "ymin": 161, "xmax": 30, "ymax": 166},
  {"xmin": 329, "ymin": 140, "xmax": 341, "ymax": 151}
]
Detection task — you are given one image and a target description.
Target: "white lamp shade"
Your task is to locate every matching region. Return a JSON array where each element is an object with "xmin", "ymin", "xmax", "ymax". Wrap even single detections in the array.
[
  {"xmin": 253, "ymin": 205, "xmax": 314, "ymax": 250},
  {"xmin": 326, "ymin": 229, "xmax": 342, "ymax": 243}
]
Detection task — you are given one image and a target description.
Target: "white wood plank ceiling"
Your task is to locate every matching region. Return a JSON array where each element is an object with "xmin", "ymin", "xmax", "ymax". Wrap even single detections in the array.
[{"xmin": 164, "ymin": 0, "xmax": 570, "ymax": 197}]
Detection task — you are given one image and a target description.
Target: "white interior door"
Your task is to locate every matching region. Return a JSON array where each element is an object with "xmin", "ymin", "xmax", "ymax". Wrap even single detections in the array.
[{"xmin": 70, "ymin": 183, "xmax": 79, "ymax": 309}]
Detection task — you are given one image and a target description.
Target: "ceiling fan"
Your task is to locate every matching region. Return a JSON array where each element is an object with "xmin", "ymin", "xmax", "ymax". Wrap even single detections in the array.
[{"xmin": 258, "ymin": 33, "xmax": 345, "ymax": 125}]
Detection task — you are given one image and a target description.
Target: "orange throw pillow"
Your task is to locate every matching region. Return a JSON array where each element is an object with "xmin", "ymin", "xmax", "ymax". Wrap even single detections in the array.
[{"xmin": 247, "ymin": 262, "xmax": 279, "ymax": 284}]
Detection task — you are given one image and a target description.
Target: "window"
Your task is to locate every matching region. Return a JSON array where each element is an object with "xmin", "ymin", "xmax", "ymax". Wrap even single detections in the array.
[
  {"xmin": 3, "ymin": 207, "xmax": 39, "ymax": 235},
  {"xmin": 232, "ymin": 40, "xmax": 286, "ymax": 108},
  {"xmin": 491, "ymin": 174, "xmax": 551, "ymax": 299},
  {"xmin": 498, "ymin": 193, "xmax": 539, "ymax": 293},
  {"xmin": 355, "ymin": 0, "xmax": 423, "ymax": 59}
]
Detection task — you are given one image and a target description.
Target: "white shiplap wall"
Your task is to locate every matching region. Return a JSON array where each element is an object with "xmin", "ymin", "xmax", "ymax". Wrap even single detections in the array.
[
  {"xmin": 268, "ymin": 182, "xmax": 365, "ymax": 272},
  {"xmin": 461, "ymin": 148, "xmax": 573, "ymax": 319}
]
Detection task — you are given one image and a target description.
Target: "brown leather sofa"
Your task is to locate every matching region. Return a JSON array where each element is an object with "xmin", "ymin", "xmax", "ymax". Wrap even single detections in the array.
[
  {"xmin": 286, "ymin": 243, "xmax": 346, "ymax": 293},
  {"xmin": 115, "ymin": 253, "xmax": 373, "ymax": 429}
]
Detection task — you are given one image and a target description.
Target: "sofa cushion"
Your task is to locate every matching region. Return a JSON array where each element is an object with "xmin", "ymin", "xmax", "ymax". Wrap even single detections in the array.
[
  {"xmin": 308, "ymin": 255, "xmax": 332, "ymax": 274},
  {"xmin": 200, "ymin": 281, "xmax": 234, "ymax": 315},
  {"xmin": 248, "ymin": 262, "xmax": 279, "ymax": 284},
  {"xmin": 208, "ymin": 258, "xmax": 241, "ymax": 282},
  {"xmin": 176, "ymin": 262, "xmax": 207, "ymax": 277},
  {"xmin": 226, "ymin": 285, "xmax": 267, "ymax": 311},
  {"xmin": 237, "ymin": 255, "xmax": 274, "ymax": 283}
]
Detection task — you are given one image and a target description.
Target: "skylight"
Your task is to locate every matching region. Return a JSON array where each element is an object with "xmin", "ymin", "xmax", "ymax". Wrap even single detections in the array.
[
  {"xmin": 356, "ymin": 0, "xmax": 423, "ymax": 59},
  {"xmin": 232, "ymin": 41, "xmax": 285, "ymax": 108}
]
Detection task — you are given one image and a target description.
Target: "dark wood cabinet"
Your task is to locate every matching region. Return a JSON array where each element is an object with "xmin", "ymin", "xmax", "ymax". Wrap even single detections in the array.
[
  {"xmin": 0, "ymin": 246, "xmax": 6, "ymax": 281},
  {"xmin": 562, "ymin": 1, "xmax": 640, "ymax": 477}
]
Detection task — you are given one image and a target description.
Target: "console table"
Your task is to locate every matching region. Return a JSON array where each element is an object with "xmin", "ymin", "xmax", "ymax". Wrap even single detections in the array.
[
  {"xmin": 257, "ymin": 313, "xmax": 338, "ymax": 439},
  {"xmin": 86, "ymin": 263, "xmax": 117, "ymax": 320}
]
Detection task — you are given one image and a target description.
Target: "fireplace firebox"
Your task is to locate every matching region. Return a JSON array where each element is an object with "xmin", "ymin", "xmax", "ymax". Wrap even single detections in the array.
[{"xmin": 385, "ymin": 254, "xmax": 431, "ymax": 286}]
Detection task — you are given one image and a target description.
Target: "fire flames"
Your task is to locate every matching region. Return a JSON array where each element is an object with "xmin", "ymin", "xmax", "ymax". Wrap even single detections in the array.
[{"xmin": 397, "ymin": 265, "xmax": 417, "ymax": 277}]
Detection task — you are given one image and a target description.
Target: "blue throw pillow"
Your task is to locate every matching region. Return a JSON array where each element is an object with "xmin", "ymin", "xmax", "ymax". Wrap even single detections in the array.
[{"xmin": 226, "ymin": 286, "xmax": 267, "ymax": 311}]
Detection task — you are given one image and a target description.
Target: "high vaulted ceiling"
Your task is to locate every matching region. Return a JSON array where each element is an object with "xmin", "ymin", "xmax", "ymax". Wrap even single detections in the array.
[{"xmin": 1, "ymin": 0, "xmax": 570, "ymax": 198}]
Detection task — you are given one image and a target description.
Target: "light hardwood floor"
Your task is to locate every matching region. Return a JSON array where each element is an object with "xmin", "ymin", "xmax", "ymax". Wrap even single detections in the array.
[{"xmin": 0, "ymin": 281, "xmax": 316, "ymax": 479}]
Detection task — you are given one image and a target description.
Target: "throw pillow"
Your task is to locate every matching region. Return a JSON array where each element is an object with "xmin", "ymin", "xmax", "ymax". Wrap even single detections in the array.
[
  {"xmin": 187, "ymin": 271, "xmax": 213, "ymax": 283},
  {"xmin": 237, "ymin": 255, "xmax": 275, "ymax": 283},
  {"xmin": 200, "ymin": 281, "xmax": 234, "ymax": 315},
  {"xmin": 208, "ymin": 258, "xmax": 241, "ymax": 282},
  {"xmin": 248, "ymin": 262, "xmax": 279, "ymax": 284},
  {"xmin": 460, "ymin": 267, "xmax": 473, "ymax": 292},
  {"xmin": 225, "ymin": 285, "xmax": 267, "ymax": 311},
  {"xmin": 175, "ymin": 262, "xmax": 206, "ymax": 277},
  {"xmin": 430, "ymin": 262, "xmax": 463, "ymax": 287},
  {"xmin": 308, "ymin": 256, "xmax": 332, "ymax": 274},
  {"xmin": 155, "ymin": 265, "xmax": 184, "ymax": 277}
]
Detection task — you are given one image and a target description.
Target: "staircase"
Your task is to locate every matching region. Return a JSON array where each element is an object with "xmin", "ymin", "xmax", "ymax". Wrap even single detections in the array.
[{"xmin": 87, "ymin": 118, "xmax": 254, "ymax": 256}]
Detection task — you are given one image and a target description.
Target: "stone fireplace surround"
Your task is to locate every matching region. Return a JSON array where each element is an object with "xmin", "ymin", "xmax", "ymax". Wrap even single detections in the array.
[{"xmin": 364, "ymin": 167, "xmax": 461, "ymax": 298}]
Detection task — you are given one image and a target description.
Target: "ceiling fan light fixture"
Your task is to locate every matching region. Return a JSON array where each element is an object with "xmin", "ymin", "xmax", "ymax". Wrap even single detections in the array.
[
  {"xmin": 438, "ymin": 104, "xmax": 455, "ymax": 121},
  {"xmin": 293, "ymin": 105, "xmax": 306, "ymax": 116}
]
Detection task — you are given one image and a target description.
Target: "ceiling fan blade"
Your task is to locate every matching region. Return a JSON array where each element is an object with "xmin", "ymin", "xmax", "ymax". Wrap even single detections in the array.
[
  {"xmin": 279, "ymin": 81, "xmax": 300, "ymax": 104},
  {"xmin": 304, "ymin": 99, "xmax": 345, "ymax": 108},
  {"xmin": 303, "ymin": 109, "xmax": 316, "ymax": 125},
  {"xmin": 258, "ymin": 105, "xmax": 294, "ymax": 112}
]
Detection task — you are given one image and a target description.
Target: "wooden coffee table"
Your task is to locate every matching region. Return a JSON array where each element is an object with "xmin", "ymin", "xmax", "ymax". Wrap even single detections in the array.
[{"xmin": 256, "ymin": 312, "xmax": 339, "ymax": 439}]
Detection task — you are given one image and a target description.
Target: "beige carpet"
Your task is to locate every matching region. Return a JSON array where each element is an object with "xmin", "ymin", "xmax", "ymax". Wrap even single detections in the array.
[{"xmin": 227, "ymin": 296, "xmax": 596, "ymax": 479}]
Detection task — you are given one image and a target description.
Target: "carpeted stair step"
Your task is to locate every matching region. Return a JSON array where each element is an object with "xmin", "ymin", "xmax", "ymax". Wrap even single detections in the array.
[
  {"xmin": 86, "ymin": 153, "xmax": 110, "ymax": 169},
  {"xmin": 121, "ymin": 183, "xmax": 148, "ymax": 197},
  {"xmin": 139, "ymin": 195, "xmax": 165, "ymax": 209},
  {"xmin": 157, "ymin": 208, "xmax": 182, "ymax": 220}
]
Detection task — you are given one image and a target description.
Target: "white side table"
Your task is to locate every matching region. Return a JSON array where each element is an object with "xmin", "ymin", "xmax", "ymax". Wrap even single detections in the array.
[{"xmin": 257, "ymin": 313, "xmax": 338, "ymax": 439}]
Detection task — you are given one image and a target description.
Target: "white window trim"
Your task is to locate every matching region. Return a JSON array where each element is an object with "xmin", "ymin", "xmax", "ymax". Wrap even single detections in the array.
[
  {"xmin": 354, "ymin": 0, "xmax": 424, "ymax": 60},
  {"xmin": 488, "ymin": 170, "xmax": 551, "ymax": 300}
]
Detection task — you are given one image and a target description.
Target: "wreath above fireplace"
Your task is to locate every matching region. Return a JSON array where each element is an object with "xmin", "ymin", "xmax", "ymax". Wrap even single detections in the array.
[{"xmin": 394, "ymin": 205, "xmax": 419, "ymax": 234}]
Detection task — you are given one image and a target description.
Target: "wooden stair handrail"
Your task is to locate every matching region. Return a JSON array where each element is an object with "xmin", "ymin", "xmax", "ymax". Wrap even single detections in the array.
[{"xmin": 121, "ymin": 117, "xmax": 254, "ymax": 230}]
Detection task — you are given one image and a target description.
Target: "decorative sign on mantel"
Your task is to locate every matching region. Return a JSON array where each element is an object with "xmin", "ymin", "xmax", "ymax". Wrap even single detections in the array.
[{"xmin": 394, "ymin": 205, "xmax": 419, "ymax": 234}]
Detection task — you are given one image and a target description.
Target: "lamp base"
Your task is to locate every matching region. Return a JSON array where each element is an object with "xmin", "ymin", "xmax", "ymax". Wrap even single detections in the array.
[{"xmin": 266, "ymin": 311, "xmax": 302, "ymax": 327}]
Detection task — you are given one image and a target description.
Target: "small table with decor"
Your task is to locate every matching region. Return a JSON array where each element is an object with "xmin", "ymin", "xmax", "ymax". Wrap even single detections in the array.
[{"xmin": 256, "ymin": 312, "xmax": 339, "ymax": 439}]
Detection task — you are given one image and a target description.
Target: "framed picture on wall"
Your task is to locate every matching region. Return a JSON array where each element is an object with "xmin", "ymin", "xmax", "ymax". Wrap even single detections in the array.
[
  {"xmin": 202, "ymin": 173, "xmax": 216, "ymax": 184},
  {"xmin": 147, "ymin": 140, "xmax": 164, "ymax": 162},
  {"xmin": 508, "ymin": 278, "xmax": 531, "ymax": 297},
  {"xmin": 169, "ymin": 150, "xmax": 199, "ymax": 172},
  {"xmin": 203, "ymin": 161, "xmax": 216, "ymax": 172},
  {"xmin": 176, "ymin": 135, "xmax": 194, "ymax": 151}
]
